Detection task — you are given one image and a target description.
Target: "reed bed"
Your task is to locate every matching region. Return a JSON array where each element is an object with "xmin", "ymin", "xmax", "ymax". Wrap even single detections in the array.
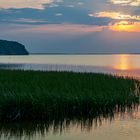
[{"xmin": 0, "ymin": 70, "xmax": 139, "ymax": 121}]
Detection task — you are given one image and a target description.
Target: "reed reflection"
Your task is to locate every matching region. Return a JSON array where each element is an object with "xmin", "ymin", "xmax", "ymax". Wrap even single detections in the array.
[{"xmin": 0, "ymin": 105, "xmax": 139, "ymax": 140}]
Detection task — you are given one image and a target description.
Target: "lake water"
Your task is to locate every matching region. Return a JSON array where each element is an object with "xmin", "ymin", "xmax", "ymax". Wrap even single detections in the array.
[
  {"xmin": 1, "ymin": 54, "xmax": 140, "ymax": 140},
  {"xmin": 1, "ymin": 54, "xmax": 140, "ymax": 77}
]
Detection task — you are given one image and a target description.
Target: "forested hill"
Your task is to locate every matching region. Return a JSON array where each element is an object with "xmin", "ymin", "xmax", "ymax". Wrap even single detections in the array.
[{"xmin": 0, "ymin": 40, "xmax": 29, "ymax": 55}]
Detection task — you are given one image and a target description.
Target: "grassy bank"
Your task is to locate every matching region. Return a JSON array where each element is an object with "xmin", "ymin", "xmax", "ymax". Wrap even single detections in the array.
[{"xmin": 0, "ymin": 70, "xmax": 139, "ymax": 121}]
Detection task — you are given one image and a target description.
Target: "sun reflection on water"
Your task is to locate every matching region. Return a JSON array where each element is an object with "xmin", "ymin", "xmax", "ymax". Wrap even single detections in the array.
[{"xmin": 113, "ymin": 55, "xmax": 131, "ymax": 71}]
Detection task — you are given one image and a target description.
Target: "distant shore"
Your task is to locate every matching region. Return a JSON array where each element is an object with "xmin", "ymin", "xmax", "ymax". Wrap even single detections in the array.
[
  {"xmin": 30, "ymin": 53, "xmax": 140, "ymax": 55},
  {"xmin": 0, "ymin": 40, "xmax": 29, "ymax": 55}
]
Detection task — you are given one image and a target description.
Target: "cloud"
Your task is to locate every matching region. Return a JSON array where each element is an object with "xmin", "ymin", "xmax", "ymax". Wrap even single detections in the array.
[
  {"xmin": 12, "ymin": 18, "xmax": 47, "ymax": 24},
  {"xmin": 15, "ymin": 23, "xmax": 140, "ymax": 33},
  {"xmin": 1, "ymin": 23, "xmax": 140, "ymax": 53},
  {"xmin": 0, "ymin": 0, "xmax": 140, "ymax": 54},
  {"xmin": 0, "ymin": 4, "xmax": 112, "ymax": 25},
  {"xmin": 55, "ymin": 13, "xmax": 63, "ymax": 16},
  {"xmin": 91, "ymin": 11, "xmax": 140, "ymax": 21},
  {"xmin": 111, "ymin": 0, "xmax": 140, "ymax": 6},
  {"xmin": 109, "ymin": 21, "xmax": 140, "ymax": 32},
  {"xmin": 11, "ymin": 24, "xmax": 104, "ymax": 35},
  {"xmin": 0, "ymin": 0, "xmax": 62, "ymax": 9},
  {"xmin": 1, "ymin": 0, "xmax": 133, "ymax": 26}
]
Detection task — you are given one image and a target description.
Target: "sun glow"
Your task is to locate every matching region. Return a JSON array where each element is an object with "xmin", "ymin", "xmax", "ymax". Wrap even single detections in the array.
[
  {"xmin": 92, "ymin": 12, "xmax": 140, "ymax": 20},
  {"xmin": 109, "ymin": 21, "xmax": 140, "ymax": 32},
  {"xmin": 111, "ymin": 0, "xmax": 140, "ymax": 6},
  {"xmin": 114, "ymin": 55, "xmax": 130, "ymax": 71}
]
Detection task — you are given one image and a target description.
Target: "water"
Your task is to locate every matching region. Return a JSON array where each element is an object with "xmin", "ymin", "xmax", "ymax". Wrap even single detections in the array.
[
  {"xmin": 0, "ymin": 54, "xmax": 140, "ymax": 140},
  {"xmin": 0, "ymin": 108, "xmax": 140, "ymax": 140},
  {"xmin": 0, "ymin": 54, "xmax": 140, "ymax": 77}
]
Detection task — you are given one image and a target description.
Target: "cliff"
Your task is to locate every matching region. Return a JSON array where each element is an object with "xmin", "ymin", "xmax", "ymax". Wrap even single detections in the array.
[{"xmin": 0, "ymin": 40, "xmax": 29, "ymax": 55}]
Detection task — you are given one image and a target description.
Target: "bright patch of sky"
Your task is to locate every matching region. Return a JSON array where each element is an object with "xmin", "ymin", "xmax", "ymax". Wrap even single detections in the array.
[{"xmin": 111, "ymin": 0, "xmax": 140, "ymax": 6}]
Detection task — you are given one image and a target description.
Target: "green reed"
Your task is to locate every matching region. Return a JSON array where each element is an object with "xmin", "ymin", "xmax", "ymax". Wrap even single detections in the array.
[{"xmin": 0, "ymin": 69, "xmax": 138, "ymax": 121}]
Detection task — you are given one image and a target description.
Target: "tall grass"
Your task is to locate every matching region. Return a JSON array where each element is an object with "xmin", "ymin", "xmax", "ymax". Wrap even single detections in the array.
[{"xmin": 0, "ymin": 69, "xmax": 138, "ymax": 121}]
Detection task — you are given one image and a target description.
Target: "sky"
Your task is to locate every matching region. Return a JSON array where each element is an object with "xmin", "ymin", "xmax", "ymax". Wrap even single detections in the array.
[{"xmin": 0, "ymin": 0, "xmax": 140, "ymax": 53}]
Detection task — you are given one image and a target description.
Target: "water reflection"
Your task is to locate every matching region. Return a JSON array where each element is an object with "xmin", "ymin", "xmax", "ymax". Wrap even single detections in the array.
[
  {"xmin": 0, "ymin": 55, "xmax": 139, "ymax": 139},
  {"xmin": 0, "ymin": 105, "xmax": 139, "ymax": 140},
  {"xmin": 1, "ymin": 55, "xmax": 140, "ymax": 78},
  {"xmin": 113, "ymin": 55, "xmax": 131, "ymax": 71}
]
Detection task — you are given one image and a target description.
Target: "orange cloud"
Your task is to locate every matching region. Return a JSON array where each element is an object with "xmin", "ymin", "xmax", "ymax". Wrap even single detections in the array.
[
  {"xmin": 109, "ymin": 21, "xmax": 140, "ymax": 32},
  {"xmin": 90, "ymin": 12, "xmax": 140, "ymax": 20},
  {"xmin": 111, "ymin": 0, "xmax": 140, "ymax": 6}
]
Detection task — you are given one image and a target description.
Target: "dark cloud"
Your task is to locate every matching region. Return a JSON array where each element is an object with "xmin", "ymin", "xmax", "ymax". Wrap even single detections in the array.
[
  {"xmin": 0, "ymin": 0, "xmax": 139, "ymax": 25},
  {"xmin": 0, "ymin": 4, "xmax": 113, "ymax": 25}
]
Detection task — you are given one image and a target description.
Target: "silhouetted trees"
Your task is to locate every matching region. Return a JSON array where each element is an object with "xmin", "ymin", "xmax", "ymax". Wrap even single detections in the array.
[{"xmin": 0, "ymin": 40, "xmax": 29, "ymax": 55}]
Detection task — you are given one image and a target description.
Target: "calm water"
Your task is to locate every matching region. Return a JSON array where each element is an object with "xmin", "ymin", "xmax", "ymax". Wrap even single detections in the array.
[
  {"xmin": 1, "ymin": 54, "xmax": 140, "ymax": 77},
  {"xmin": 1, "ymin": 54, "xmax": 140, "ymax": 140}
]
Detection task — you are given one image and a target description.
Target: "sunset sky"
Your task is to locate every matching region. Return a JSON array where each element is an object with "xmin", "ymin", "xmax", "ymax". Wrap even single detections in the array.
[{"xmin": 0, "ymin": 0, "xmax": 140, "ymax": 53}]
